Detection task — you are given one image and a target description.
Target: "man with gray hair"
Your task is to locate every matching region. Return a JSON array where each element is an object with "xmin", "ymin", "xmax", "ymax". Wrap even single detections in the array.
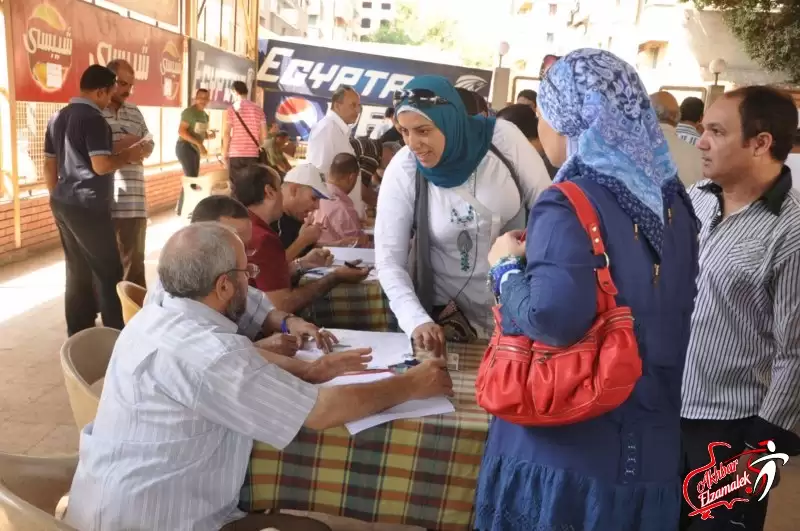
[
  {"xmin": 650, "ymin": 91, "xmax": 703, "ymax": 187},
  {"xmin": 104, "ymin": 58, "xmax": 154, "ymax": 287},
  {"xmin": 66, "ymin": 221, "xmax": 453, "ymax": 531}
]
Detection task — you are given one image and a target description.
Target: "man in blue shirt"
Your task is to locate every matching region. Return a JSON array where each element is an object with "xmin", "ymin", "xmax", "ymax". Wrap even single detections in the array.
[{"xmin": 44, "ymin": 64, "xmax": 147, "ymax": 336}]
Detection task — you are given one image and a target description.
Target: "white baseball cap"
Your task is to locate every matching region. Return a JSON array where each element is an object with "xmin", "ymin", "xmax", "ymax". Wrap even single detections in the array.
[{"xmin": 283, "ymin": 163, "xmax": 330, "ymax": 199}]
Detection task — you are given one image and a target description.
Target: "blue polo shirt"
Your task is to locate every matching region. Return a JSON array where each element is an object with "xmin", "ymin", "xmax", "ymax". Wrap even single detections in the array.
[{"xmin": 45, "ymin": 97, "xmax": 114, "ymax": 211}]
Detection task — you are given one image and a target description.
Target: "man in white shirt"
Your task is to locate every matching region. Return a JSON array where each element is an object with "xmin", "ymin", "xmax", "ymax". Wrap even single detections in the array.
[
  {"xmin": 65, "ymin": 222, "xmax": 453, "ymax": 531},
  {"xmin": 370, "ymin": 107, "xmax": 395, "ymax": 139},
  {"xmin": 650, "ymin": 92, "xmax": 703, "ymax": 187},
  {"xmin": 307, "ymin": 86, "xmax": 363, "ymax": 215}
]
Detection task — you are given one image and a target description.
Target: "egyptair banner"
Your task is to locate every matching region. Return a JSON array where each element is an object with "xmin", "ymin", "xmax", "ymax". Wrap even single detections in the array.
[
  {"xmin": 10, "ymin": 0, "xmax": 183, "ymax": 107},
  {"xmin": 188, "ymin": 38, "xmax": 256, "ymax": 110},
  {"xmin": 256, "ymin": 38, "xmax": 493, "ymax": 107}
]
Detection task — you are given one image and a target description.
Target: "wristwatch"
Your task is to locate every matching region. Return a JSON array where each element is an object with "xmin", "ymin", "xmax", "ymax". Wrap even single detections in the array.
[{"xmin": 293, "ymin": 258, "xmax": 307, "ymax": 275}]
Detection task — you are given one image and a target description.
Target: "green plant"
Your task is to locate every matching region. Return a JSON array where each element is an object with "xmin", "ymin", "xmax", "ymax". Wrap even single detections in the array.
[{"xmin": 687, "ymin": 0, "xmax": 800, "ymax": 83}]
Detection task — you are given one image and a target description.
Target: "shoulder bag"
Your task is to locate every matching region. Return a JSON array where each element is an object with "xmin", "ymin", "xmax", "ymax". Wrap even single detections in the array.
[
  {"xmin": 233, "ymin": 105, "xmax": 268, "ymax": 165},
  {"xmin": 475, "ymin": 180, "xmax": 642, "ymax": 426}
]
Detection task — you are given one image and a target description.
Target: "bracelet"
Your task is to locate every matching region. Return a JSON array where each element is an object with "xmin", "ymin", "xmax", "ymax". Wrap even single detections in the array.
[
  {"xmin": 487, "ymin": 257, "xmax": 524, "ymax": 297},
  {"xmin": 280, "ymin": 314, "xmax": 297, "ymax": 334}
]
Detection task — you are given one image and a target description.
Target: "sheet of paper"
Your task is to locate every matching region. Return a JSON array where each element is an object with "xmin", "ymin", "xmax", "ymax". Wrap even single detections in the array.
[
  {"xmin": 318, "ymin": 371, "xmax": 394, "ymax": 388},
  {"xmin": 304, "ymin": 267, "xmax": 378, "ymax": 282},
  {"xmin": 345, "ymin": 396, "xmax": 455, "ymax": 435},
  {"xmin": 325, "ymin": 247, "xmax": 376, "ymax": 266},
  {"xmin": 294, "ymin": 329, "xmax": 412, "ymax": 369}
]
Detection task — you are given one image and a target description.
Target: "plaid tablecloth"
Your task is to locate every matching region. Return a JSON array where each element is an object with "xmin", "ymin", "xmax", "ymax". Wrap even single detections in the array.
[
  {"xmin": 299, "ymin": 277, "xmax": 400, "ymax": 332},
  {"xmin": 239, "ymin": 341, "xmax": 490, "ymax": 530}
]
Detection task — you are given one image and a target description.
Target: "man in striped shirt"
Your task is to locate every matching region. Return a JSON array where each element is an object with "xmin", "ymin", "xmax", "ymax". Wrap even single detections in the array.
[
  {"xmin": 681, "ymin": 86, "xmax": 800, "ymax": 531},
  {"xmin": 222, "ymin": 81, "xmax": 267, "ymax": 173},
  {"xmin": 64, "ymin": 222, "xmax": 452, "ymax": 531},
  {"xmin": 676, "ymin": 96, "xmax": 704, "ymax": 147},
  {"xmin": 104, "ymin": 59, "xmax": 154, "ymax": 288}
]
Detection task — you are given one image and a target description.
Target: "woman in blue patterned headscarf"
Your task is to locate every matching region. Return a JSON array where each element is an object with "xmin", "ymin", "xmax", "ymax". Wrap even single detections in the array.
[{"xmin": 475, "ymin": 49, "xmax": 700, "ymax": 531}]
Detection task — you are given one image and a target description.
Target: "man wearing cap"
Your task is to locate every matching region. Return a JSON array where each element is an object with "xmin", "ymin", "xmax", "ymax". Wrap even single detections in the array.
[
  {"xmin": 231, "ymin": 164, "xmax": 370, "ymax": 314},
  {"xmin": 274, "ymin": 163, "xmax": 331, "ymax": 261}
]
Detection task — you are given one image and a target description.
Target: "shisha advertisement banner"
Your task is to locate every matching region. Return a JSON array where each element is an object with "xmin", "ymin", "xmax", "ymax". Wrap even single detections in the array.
[
  {"xmin": 683, "ymin": 440, "xmax": 789, "ymax": 521},
  {"xmin": 11, "ymin": 0, "xmax": 183, "ymax": 106}
]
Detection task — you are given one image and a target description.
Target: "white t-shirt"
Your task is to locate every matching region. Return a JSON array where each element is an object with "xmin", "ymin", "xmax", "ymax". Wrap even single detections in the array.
[
  {"xmin": 306, "ymin": 111, "xmax": 362, "ymax": 216},
  {"xmin": 375, "ymin": 119, "xmax": 552, "ymax": 338}
]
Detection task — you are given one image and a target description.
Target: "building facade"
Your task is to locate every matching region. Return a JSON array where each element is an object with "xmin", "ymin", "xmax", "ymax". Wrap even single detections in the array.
[
  {"xmin": 306, "ymin": 0, "xmax": 360, "ymax": 42},
  {"xmin": 357, "ymin": 0, "xmax": 396, "ymax": 40},
  {"xmin": 567, "ymin": 0, "xmax": 789, "ymax": 96}
]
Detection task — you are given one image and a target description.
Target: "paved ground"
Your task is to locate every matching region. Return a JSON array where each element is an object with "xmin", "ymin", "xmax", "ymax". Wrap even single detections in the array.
[{"xmin": 0, "ymin": 212, "xmax": 797, "ymax": 530}]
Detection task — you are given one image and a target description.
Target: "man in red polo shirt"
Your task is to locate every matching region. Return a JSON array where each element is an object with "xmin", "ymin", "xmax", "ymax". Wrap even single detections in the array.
[{"xmin": 231, "ymin": 164, "xmax": 371, "ymax": 314}]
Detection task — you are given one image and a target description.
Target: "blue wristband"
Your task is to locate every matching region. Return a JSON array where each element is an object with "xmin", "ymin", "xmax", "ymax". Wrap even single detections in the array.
[{"xmin": 280, "ymin": 315, "xmax": 293, "ymax": 334}]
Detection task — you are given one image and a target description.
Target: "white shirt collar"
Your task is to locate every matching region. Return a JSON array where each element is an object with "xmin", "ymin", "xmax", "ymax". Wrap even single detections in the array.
[
  {"xmin": 326, "ymin": 110, "xmax": 350, "ymax": 136},
  {"xmin": 161, "ymin": 294, "xmax": 238, "ymax": 333}
]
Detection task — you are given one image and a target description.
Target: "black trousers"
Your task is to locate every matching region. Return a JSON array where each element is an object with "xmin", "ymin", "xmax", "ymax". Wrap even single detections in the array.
[
  {"xmin": 176, "ymin": 141, "xmax": 200, "ymax": 176},
  {"xmin": 228, "ymin": 156, "xmax": 260, "ymax": 174},
  {"xmin": 51, "ymin": 200, "xmax": 125, "ymax": 336},
  {"xmin": 680, "ymin": 417, "xmax": 770, "ymax": 531},
  {"xmin": 175, "ymin": 141, "xmax": 201, "ymax": 216}
]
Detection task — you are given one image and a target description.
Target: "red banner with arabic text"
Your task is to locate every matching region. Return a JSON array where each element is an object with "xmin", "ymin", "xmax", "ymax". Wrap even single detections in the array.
[{"xmin": 10, "ymin": 0, "xmax": 183, "ymax": 107}]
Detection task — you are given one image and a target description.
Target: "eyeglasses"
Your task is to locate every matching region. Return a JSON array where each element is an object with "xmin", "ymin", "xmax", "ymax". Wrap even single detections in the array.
[
  {"xmin": 393, "ymin": 88, "xmax": 450, "ymax": 109},
  {"xmin": 226, "ymin": 263, "xmax": 260, "ymax": 280}
]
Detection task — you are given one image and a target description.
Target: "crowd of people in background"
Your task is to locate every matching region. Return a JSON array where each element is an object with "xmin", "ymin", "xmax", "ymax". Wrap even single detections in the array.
[{"xmin": 39, "ymin": 46, "xmax": 800, "ymax": 531}]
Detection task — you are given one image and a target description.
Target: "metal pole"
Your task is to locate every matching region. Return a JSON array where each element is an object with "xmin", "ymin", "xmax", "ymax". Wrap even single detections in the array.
[{"xmin": 3, "ymin": 0, "xmax": 21, "ymax": 248}]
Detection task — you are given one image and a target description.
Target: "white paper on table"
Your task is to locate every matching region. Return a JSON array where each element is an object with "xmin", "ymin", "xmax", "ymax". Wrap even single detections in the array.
[
  {"xmin": 318, "ymin": 371, "xmax": 394, "ymax": 388},
  {"xmin": 325, "ymin": 247, "xmax": 375, "ymax": 266},
  {"xmin": 294, "ymin": 329, "xmax": 412, "ymax": 369},
  {"xmin": 304, "ymin": 267, "xmax": 378, "ymax": 282},
  {"xmin": 317, "ymin": 372, "xmax": 455, "ymax": 435},
  {"xmin": 345, "ymin": 396, "xmax": 455, "ymax": 435}
]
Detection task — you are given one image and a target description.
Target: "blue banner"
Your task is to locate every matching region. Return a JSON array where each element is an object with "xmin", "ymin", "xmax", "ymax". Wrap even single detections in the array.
[{"xmin": 257, "ymin": 39, "xmax": 492, "ymax": 107}]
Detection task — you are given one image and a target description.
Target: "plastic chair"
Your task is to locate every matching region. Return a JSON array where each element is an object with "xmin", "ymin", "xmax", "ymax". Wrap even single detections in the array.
[
  {"xmin": 181, "ymin": 169, "xmax": 231, "ymax": 220},
  {"xmin": 0, "ymin": 452, "xmax": 79, "ymax": 530},
  {"xmin": 60, "ymin": 328, "xmax": 120, "ymax": 429},
  {"xmin": 116, "ymin": 281, "xmax": 146, "ymax": 324}
]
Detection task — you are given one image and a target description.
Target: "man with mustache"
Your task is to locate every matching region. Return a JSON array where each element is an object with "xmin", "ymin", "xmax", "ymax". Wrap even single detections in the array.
[
  {"xmin": 104, "ymin": 59, "xmax": 154, "ymax": 288},
  {"xmin": 65, "ymin": 222, "xmax": 453, "ymax": 531}
]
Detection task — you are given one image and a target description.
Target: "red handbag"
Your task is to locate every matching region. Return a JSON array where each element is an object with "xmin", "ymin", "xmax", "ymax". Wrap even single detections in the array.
[{"xmin": 475, "ymin": 181, "xmax": 642, "ymax": 426}]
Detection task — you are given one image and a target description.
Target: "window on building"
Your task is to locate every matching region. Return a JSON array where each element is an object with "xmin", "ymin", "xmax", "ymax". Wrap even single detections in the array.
[
  {"xmin": 381, "ymin": 2, "xmax": 391, "ymax": 9},
  {"xmin": 546, "ymin": 32, "xmax": 554, "ymax": 44},
  {"xmin": 549, "ymin": 3, "xmax": 557, "ymax": 15},
  {"xmin": 361, "ymin": 18, "xmax": 371, "ymax": 28},
  {"xmin": 362, "ymin": 1, "xmax": 372, "ymax": 8},
  {"xmin": 309, "ymin": 14, "xmax": 318, "ymax": 25},
  {"xmin": 380, "ymin": 19, "xmax": 390, "ymax": 27}
]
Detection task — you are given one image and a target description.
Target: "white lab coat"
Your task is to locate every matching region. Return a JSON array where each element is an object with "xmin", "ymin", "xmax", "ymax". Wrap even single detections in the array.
[{"xmin": 375, "ymin": 119, "xmax": 552, "ymax": 338}]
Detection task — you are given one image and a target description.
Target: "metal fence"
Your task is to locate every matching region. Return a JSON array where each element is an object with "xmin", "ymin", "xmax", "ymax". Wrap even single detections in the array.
[{"xmin": 14, "ymin": 102, "xmax": 225, "ymax": 189}]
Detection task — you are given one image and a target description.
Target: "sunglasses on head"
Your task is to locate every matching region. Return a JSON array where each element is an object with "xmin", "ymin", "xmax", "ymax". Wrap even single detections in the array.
[{"xmin": 393, "ymin": 88, "xmax": 450, "ymax": 109}]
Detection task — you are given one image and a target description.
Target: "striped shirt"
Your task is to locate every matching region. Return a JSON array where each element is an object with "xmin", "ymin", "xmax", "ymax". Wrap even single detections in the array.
[
  {"xmin": 103, "ymin": 102, "xmax": 149, "ymax": 219},
  {"xmin": 65, "ymin": 295, "xmax": 318, "ymax": 531},
  {"xmin": 144, "ymin": 277, "xmax": 274, "ymax": 340},
  {"xmin": 682, "ymin": 167, "xmax": 800, "ymax": 434},
  {"xmin": 226, "ymin": 99, "xmax": 266, "ymax": 158},
  {"xmin": 676, "ymin": 123, "xmax": 700, "ymax": 147}
]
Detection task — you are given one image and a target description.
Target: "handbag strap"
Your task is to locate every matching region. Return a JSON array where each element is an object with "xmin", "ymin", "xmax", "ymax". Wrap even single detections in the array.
[
  {"xmin": 233, "ymin": 105, "xmax": 261, "ymax": 150},
  {"xmin": 554, "ymin": 181, "xmax": 618, "ymax": 313}
]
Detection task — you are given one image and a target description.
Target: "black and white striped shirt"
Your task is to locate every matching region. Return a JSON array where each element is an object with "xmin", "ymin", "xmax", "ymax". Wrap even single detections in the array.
[{"xmin": 682, "ymin": 167, "xmax": 800, "ymax": 435}]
